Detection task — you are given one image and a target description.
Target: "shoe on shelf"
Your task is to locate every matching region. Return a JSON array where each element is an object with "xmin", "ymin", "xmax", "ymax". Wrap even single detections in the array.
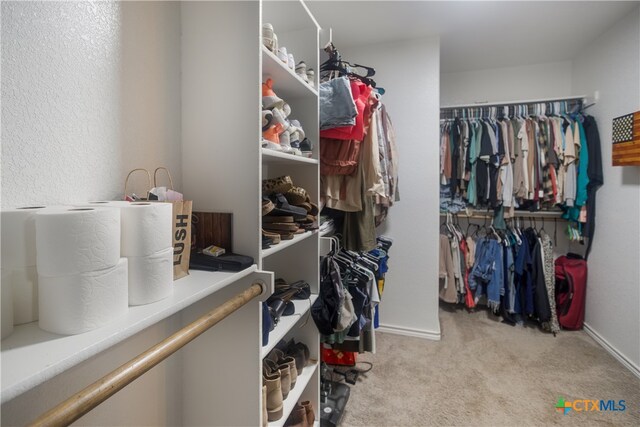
[
  {"xmin": 262, "ymin": 175, "xmax": 294, "ymax": 195},
  {"xmin": 264, "ymin": 358, "xmax": 291, "ymax": 400},
  {"xmin": 288, "ymin": 53, "xmax": 295, "ymax": 70},
  {"xmin": 262, "ymin": 78, "xmax": 284, "ymax": 110},
  {"xmin": 299, "ymin": 138, "xmax": 313, "ymax": 156},
  {"xmin": 262, "ymin": 235, "xmax": 273, "ymax": 249},
  {"xmin": 295, "ymin": 61, "xmax": 308, "ymax": 82},
  {"xmin": 262, "ymin": 23, "xmax": 275, "ymax": 52},
  {"xmin": 271, "ymin": 108, "xmax": 291, "ymax": 133},
  {"xmin": 263, "ymin": 122, "xmax": 283, "ymax": 145},
  {"xmin": 262, "ymin": 229, "xmax": 282, "ymax": 244},
  {"xmin": 284, "ymin": 404, "xmax": 308, "ymax": 427},
  {"xmin": 263, "ymin": 368, "xmax": 283, "ymax": 422},
  {"xmin": 267, "ymin": 348, "xmax": 298, "ymax": 389},
  {"xmin": 262, "ymin": 110, "xmax": 274, "ymax": 132},
  {"xmin": 262, "ymin": 197, "xmax": 275, "ymax": 216},
  {"xmin": 301, "ymin": 401, "xmax": 315, "ymax": 426},
  {"xmin": 306, "ymin": 68, "xmax": 315, "ymax": 86},
  {"xmin": 285, "ymin": 186, "xmax": 308, "ymax": 206},
  {"xmin": 282, "ymin": 102, "xmax": 292, "ymax": 118},
  {"xmin": 278, "ymin": 46, "xmax": 288, "ymax": 64},
  {"xmin": 262, "ymin": 385, "xmax": 268, "ymax": 427},
  {"xmin": 263, "ymin": 215, "xmax": 294, "ymax": 224}
]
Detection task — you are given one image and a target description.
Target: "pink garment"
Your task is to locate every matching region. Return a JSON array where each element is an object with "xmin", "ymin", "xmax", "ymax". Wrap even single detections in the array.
[{"xmin": 320, "ymin": 80, "xmax": 372, "ymax": 141}]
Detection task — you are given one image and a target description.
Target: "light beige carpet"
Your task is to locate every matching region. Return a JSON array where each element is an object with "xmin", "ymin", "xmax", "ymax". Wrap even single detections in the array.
[{"xmin": 338, "ymin": 307, "xmax": 639, "ymax": 426}]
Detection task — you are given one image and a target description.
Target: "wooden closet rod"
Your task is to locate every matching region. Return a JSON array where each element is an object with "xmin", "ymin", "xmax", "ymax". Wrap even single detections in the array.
[{"xmin": 28, "ymin": 282, "xmax": 264, "ymax": 427}]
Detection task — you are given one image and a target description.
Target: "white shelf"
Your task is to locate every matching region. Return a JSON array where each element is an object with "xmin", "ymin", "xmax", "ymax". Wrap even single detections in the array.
[
  {"xmin": 262, "ymin": 295, "xmax": 318, "ymax": 358},
  {"xmin": 0, "ymin": 266, "xmax": 258, "ymax": 404},
  {"xmin": 262, "ymin": 148, "xmax": 318, "ymax": 165},
  {"xmin": 268, "ymin": 362, "xmax": 319, "ymax": 427},
  {"xmin": 262, "ymin": 45, "xmax": 318, "ymax": 99},
  {"xmin": 262, "ymin": 230, "xmax": 317, "ymax": 259}
]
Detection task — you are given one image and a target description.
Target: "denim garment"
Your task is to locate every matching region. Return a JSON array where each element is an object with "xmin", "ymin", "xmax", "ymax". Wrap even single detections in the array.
[{"xmin": 319, "ymin": 77, "xmax": 357, "ymax": 130}]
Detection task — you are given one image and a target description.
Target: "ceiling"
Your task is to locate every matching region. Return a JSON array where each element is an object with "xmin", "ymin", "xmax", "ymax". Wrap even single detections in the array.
[{"xmin": 306, "ymin": 1, "xmax": 639, "ymax": 72}]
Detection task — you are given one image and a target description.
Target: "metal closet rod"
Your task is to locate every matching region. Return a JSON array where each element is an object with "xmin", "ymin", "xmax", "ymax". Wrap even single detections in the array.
[
  {"xmin": 28, "ymin": 282, "xmax": 265, "ymax": 427},
  {"xmin": 440, "ymin": 211, "xmax": 566, "ymax": 219},
  {"xmin": 440, "ymin": 95, "xmax": 587, "ymax": 110}
]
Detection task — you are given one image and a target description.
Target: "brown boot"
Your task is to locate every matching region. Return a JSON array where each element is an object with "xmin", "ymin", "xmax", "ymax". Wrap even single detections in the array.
[
  {"xmin": 263, "ymin": 369, "xmax": 283, "ymax": 422},
  {"xmin": 262, "ymin": 385, "xmax": 268, "ymax": 427},
  {"xmin": 284, "ymin": 404, "xmax": 308, "ymax": 427},
  {"xmin": 300, "ymin": 400, "xmax": 315, "ymax": 426},
  {"xmin": 264, "ymin": 358, "xmax": 291, "ymax": 400},
  {"xmin": 278, "ymin": 363, "xmax": 291, "ymax": 399},
  {"xmin": 282, "ymin": 356, "xmax": 297, "ymax": 389}
]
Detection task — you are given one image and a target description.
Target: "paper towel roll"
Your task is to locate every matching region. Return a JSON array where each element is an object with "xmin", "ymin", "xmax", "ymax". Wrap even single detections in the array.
[
  {"xmin": 74, "ymin": 201, "xmax": 133, "ymax": 208},
  {"xmin": 120, "ymin": 203, "xmax": 173, "ymax": 257},
  {"xmin": 38, "ymin": 258, "xmax": 129, "ymax": 335},
  {"xmin": 1, "ymin": 207, "xmax": 47, "ymax": 269},
  {"xmin": 1, "ymin": 269, "xmax": 14, "ymax": 339},
  {"xmin": 8, "ymin": 266, "xmax": 39, "ymax": 325},
  {"xmin": 128, "ymin": 247, "xmax": 173, "ymax": 306},
  {"xmin": 36, "ymin": 208, "xmax": 121, "ymax": 277}
]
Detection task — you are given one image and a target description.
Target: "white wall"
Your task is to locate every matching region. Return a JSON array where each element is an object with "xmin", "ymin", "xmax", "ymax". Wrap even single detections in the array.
[
  {"xmin": 1, "ymin": 1, "xmax": 183, "ymax": 422},
  {"xmin": 1, "ymin": 1, "xmax": 181, "ymax": 208},
  {"xmin": 571, "ymin": 7, "xmax": 640, "ymax": 374},
  {"xmin": 441, "ymin": 61, "xmax": 572, "ymax": 106},
  {"xmin": 342, "ymin": 37, "xmax": 442, "ymax": 339}
]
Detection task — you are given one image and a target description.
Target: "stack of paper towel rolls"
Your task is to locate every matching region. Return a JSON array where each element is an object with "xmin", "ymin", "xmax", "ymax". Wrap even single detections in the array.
[
  {"xmin": 1, "ymin": 207, "xmax": 46, "ymax": 338},
  {"xmin": 77, "ymin": 201, "xmax": 174, "ymax": 305},
  {"xmin": 36, "ymin": 208, "xmax": 128, "ymax": 335},
  {"xmin": 119, "ymin": 202, "xmax": 173, "ymax": 305}
]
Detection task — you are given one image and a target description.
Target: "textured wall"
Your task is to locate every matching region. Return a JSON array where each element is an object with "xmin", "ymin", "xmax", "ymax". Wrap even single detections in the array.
[
  {"xmin": 441, "ymin": 61, "xmax": 573, "ymax": 106},
  {"xmin": 342, "ymin": 37, "xmax": 442, "ymax": 339},
  {"xmin": 1, "ymin": 1, "xmax": 181, "ymax": 208},
  {"xmin": 571, "ymin": 7, "xmax": 640, "ymax": 372},
  {"xmin": 1, "ymin": 1, "xmax": 183, "ymax": 421}
]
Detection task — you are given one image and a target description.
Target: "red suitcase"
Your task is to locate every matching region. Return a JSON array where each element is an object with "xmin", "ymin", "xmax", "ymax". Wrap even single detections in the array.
[{"xmin": 555, "ymin": 255, "xmax": 588, "ymax": 330}]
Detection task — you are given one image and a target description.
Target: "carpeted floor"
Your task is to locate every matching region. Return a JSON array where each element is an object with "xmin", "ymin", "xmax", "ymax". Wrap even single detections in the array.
[{"xmin": 337, "ymin": 307, "xmax": 639, "ymax": 426}]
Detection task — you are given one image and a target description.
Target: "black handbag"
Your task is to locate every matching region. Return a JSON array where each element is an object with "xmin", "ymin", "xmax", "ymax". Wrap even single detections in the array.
[{"xmin": 189, "ymin": 252, "xmax": 254, "ymax": 272}]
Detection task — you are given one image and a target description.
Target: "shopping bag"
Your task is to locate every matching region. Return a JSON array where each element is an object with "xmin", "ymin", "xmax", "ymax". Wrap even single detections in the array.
[
  {"xmin": 123, "ymin": 168, "xmax": 151, "ymax": 201},
  {"xmin": 154, "ymin": 167, "xmax": 192, "ymax": 280},
  {"xmin": 171, "ymin": 199, "xmax": 193, "ymax": 280}
]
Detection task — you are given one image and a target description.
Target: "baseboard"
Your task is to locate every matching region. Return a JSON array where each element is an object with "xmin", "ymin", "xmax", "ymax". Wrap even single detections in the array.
[
  {"xmin": 583, "ymin": 323, "xmax": 640, "ymax": 379},
  {"xmin": 377, "ymin": 324, "xmax": 441, "ymax": 341}
]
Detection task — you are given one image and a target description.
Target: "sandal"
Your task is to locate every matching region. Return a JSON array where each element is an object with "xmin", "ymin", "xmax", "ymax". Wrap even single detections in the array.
[
  {"xmin": 269, "ymin": 193, "xmax": 307, "ymax": 220},
  {"xmin": 263, "ymin": 215, "xmax": 294, "ymax": 223},
  {"xmin": 262, "ymin": 176, "xmax": 294, "ymax": 195}
]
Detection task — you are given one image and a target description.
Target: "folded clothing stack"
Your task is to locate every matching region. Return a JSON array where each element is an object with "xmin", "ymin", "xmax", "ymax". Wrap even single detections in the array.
[{"xmin": 262, "ymin": 176, "xmax": 318, "ymax": 248}]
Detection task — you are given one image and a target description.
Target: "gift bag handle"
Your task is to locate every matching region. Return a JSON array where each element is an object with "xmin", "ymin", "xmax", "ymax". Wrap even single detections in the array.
[
  {"xmin": 154, "ymin": 167, "xmax": 174, "ymax": 190},
  {"xmin": 124, "ymin": 168, "xmax": 151, "ymax": 200}
]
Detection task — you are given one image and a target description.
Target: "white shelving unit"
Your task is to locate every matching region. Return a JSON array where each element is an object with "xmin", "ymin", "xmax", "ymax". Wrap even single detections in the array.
[
  {"xmin": 262, "ymin": 148, "xmax": 319, "ymax": 165},
  {"xmin": 262, "ymin": 230, "xmax": 318, "ymax": 258},
  {"xmin": 260, "ymin": 1, "xmax": 321, "ymax": 425},
  {"xmin": 181, "ymin": 0, "xmax": 321, "ymax": 425}
]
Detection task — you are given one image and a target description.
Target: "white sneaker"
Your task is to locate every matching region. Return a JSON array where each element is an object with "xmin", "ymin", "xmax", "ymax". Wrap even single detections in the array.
[
  {"xmin": 271, "ymin": 108, "xmax": 291, "ymax": 133},
  {"xmin": 278, "ymin": 47, "xmax": 288, "ymax": 63},
  {"xmin": 306, "ymin": 68, "xmax": 315, "ymax": 86},
  {"xmin": 288, "ymin": 53, "xmax": 295, "ymax": 70},
  {"xmin": 295, "ymin": 62, "xmax": 308, "ymax": 82},
  {"xmin": 262, "ymin": 23, "xmax": 275, "ymax": 51}
]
